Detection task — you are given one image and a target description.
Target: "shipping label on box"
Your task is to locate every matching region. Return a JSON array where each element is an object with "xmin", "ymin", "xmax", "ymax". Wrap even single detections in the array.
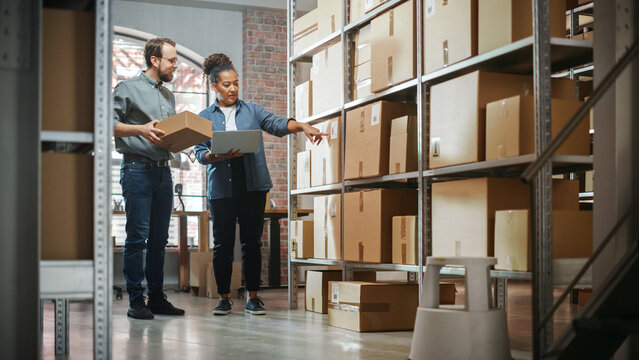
[
  {"xmin": 370, "ymin": 0, "xmax": 416, "ymax": 92},
  {"xmin": 486, "ymin": 95, "xmax": 590, "ymax": 161},
  {"xmin": 296, "ymin": 150, "xmax": 311, "ymax": 189},
  {"xmin": 155, "ymin": 111, "xmax": 212, "ymax": 153},
  {"xmin": 295, "ymin": 81, "xmax": 313, "ymax": 120},
  {"xmin": 344, "ymin": 189, "xmax": 418, "ymax": 263},
  {"xmin": 311, "ymin": 118, "xmax": 341, "ymax": 187},
  {"xmin": 423, "ymin": 0, "xmax": 477, "ymax": 74},
  {"xmin": 327, "ymin": 281, "xmax": 419, "ymax": 332},
  {"xmin": 345, "ymin": 101, "xmax": 416, "ymax": 179},
  {"xmin": 392, "ymin": 216, "xmax": 418, "ymax": 265},
  {"xmin": 388, "ymin": 115, "xmax": 418, "ymax": 174}
]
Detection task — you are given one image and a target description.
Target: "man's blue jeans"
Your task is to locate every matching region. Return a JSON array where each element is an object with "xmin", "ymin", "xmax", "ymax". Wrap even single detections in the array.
[{"xmin": 120, "ymin": 160, "xmax": 173, "ymax": 303}]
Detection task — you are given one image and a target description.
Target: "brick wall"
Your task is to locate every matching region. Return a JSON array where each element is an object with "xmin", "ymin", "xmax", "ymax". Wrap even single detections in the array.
[{"xmin": 242, "ymin": 8, "xmax": 289, "ymax": 286}]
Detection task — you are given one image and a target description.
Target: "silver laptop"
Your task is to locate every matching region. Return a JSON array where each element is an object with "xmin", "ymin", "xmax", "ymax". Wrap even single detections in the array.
[{"xmin": 210, "ymin": 130, "xmax": 261, "ymax": 154}]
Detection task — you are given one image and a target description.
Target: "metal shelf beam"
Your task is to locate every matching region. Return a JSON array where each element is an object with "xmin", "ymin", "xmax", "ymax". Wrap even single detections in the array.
[
  {"xmin": 344, "ymin": 78, "xmax": 418, "ymax": 111},
  {"xmin": 343, "ymin": 0, "xmax": 408, "ymax": 33},
  {"xmin": 291, "ymin": 183, "xmax": 342, "ymax": 195},
  {"xmin": 41, "ymin": 131, "xmax": 94, "ymax": 143},
  {"xmin": 40, "ymin": 261, "xmax": 94, "ymax": 300},
  {"xmin": 289, "ymin": 31, "xmax": 341, "ymax": 63}
]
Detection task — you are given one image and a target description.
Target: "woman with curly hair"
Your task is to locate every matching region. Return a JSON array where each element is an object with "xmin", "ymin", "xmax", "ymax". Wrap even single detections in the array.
[{"xmin": 194, "ymin": 53, "xmax": 325, "ymax": 316}]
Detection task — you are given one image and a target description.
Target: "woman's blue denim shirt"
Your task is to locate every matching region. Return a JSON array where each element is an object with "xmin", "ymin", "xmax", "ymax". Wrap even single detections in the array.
[{"xmin": 194, "ymin": 99, "xmax": 291, "ymax": 200}]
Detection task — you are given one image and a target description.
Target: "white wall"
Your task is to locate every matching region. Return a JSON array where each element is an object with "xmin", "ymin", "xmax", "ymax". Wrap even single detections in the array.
[{"xmin": 113, "ymin": 0, "xmax": 244, "ymax": 85}]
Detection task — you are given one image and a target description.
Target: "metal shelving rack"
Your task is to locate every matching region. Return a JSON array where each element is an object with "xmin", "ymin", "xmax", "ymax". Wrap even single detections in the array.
[
  {"xmin": 39, "ymin": 1, "xmax": 113, "ymax": 358},
  {"xmin": 286, "ymin": 2, "xmax": 594, "ymax": 356}
]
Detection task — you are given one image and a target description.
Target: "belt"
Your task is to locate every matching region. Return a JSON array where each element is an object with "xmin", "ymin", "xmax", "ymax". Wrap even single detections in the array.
[{"xmin": 123, "ymin": 153, "xmax": 170, "ymax": 167}]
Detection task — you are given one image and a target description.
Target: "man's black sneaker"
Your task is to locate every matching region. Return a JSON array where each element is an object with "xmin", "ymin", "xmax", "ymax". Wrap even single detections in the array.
[
  {"xmin": 245, "ymin": 297, "xmax": 266, "ymax": 315},
  {"xmin": 127, "ymin": 298, "xmax": 154, "ymax": 320},
  {"xmin": 212, "ymin": 298, "xmax": 233, "ymax": 315},
  {"xmin": 147, "ymin": 293, "xmax": 185, "ymax": 316}
]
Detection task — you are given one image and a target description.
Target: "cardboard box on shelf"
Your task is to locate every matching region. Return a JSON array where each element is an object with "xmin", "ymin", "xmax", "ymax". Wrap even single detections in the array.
[
  {"xmin": 344, "ymin": 189, "xmax": 418, "ymax": 263},
  {"xmin": 41, "ymin": 152, "xmax": 93, "ymax": 260},
  {"xmin": 486, "ymin": 96, "xmax": 590, "ymax": 161},
  {"xmin": 423, "ymin": 0, "xmax": 478, "ymax": 74},
  {"xmin": 355, "ymin": 24, "xmax": 372, "ymax": 66},
  {"xmin": 295, "ymin": 81, "xmax": 313, "ymax": 120},
  {"xmin": 190, "ymin": 252, "xmax": 213, "ymax": 296},
  {"xmin": 296, "ymin": 150, "xmax": 311, "ymax": 189},
  {"xmin": 392, "ymin": 216, "xmax": 418, "ymax": 265},
  {"xmin": 154, "ymin": 111, "xmax": 212, "ymax": 153},
  {"xmin": 552, "ymin": 78, "xmax": 593, "ymax": 101},
  {"xmin": 206, "ymin": 261, "xmax": 242, "ymax": 298},
  {"xmin": 388, "ymin": 115, "xmax": 418, "ymax": 174},
  {"xmin": 328, "ymin": 281, "xmax": 419, "ymax": 332},
  {"xmin": 432, "ymin": 178, "xmax": 579, "ymax": 257},
  {"xmin": 290, "ymin": 220, "xmax": 314, "ymax": 259},
  {"xmin": 478, "ymin": 0, "xmax": 566, "ymax": 54},
  {"xmin": 318, "ymin": 0, "xmax": 341, "ymax": 39},
  {"xmin": 429, "ymin": 71, "xmax": 533, "ymax": 169},
  {"xmin": 293, "ymin": 9, "xmax": 319, "ymax": 57},
  {"xmin": 353, "ymin": 62, "xmax": 372, "ymax": 100},
  {"xmin": 370, "ymin": 0, "xmax": 416, "ymax": 92},
  {"xmin": 306, "ymin": 270, "xmax": 342, "ymax": 314},
  {"xmin": 345, "ymin": 101, "xmax": 416, "ymax": 179},
  {"xmin": 314, "ymin": 194, "xmax": 342, "ymax": 260},
  {"xmin": 311, "ymin": 42, "xmax": 343, "ymax": 115},
  {"xmin": 439, "ymin": 283, "xmax": 457, "ymax": 305},
  {"xmin": 42, "ymin": 8, "xmax": 95, "ymax": 132},
  {"xmin": 494, "ymin": 210, "xmax": 593, "ymax": 271},
  {"xmin": 365, "ymin": 0, "xmax": 391, "ymax": 13},
  {"xmin": 311, "ymin": 118, "xmax": 341, "ymax": 187},
  {"xmin": 350, "ymin": 0, "xmax": 366, "ymax": 23}
]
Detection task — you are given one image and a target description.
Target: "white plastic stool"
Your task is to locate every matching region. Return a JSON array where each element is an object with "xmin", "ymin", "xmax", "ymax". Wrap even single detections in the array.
[{"xmin": 409, "ymin": 257, "xmax": 511, "ymax": 360}]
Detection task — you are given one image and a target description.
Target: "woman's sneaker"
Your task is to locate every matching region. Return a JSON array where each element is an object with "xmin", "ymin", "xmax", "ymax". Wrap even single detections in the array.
[
  {"xmin": 245, "ymin": 297, "xmax": 266, "ymax": 315},
  {"xmin": 212, "ymin": 298, "xmax": 233, "ymax": 315}
]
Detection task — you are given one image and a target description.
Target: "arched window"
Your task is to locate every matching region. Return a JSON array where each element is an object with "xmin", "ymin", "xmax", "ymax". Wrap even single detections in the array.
[{"xmin": 111, "ymin": 28, "xmax": 210, "ymax": 248}]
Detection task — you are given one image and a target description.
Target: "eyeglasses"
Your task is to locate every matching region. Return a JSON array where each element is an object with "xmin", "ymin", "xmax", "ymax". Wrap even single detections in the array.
[{"xmin": 158, "ymin": 56, "xmax": 180, "ymax": 66}]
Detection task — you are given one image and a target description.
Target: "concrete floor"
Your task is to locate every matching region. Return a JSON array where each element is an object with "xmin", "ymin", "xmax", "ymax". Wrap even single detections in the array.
[{"xmin": 41, "ymin": 281, "xmax": 579, "ymax": 359}]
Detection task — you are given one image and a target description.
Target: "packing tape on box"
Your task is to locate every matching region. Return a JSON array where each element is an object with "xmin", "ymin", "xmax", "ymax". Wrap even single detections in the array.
[
  {"xmin": 359, "ymin": 191, "xmax": 364, "ymax": 212},
  {"xmin": 311, "ymin": 297, "xmax": 316, "ymax": 311},
  {"xmin": 395, "ymin": 162, "xmax": 401, "ymax": 173},
  {"xmin": 401, "ymin": 217, "xmax": 407, "ymax": 240},
  {"xmin": 443, "ymin": 40, "xmax": 449, "ymax": 66},
  {"xmin": 402, "ymin": 243, "xmax": 407, "ymax": 264},
  {"xmin": 389, "ymin": 9, "xmax": 394, "ymax": 36},
  {"xmin": 387, "ymin": 56, "xmax": 393, "ymax": 86},
  {"xmin": 359, "ymin": 161, "xmax": 363, "ymax": 178},
  {"xmin": 359, "ymin": 242, "xmax": 364, "ymax": 262},
  {"xmin": 322, "ymin": 158, "xmax": 327, "ymax": 185},
  {"xmin": 360, "ymin": 109, "xmax": 365, "ymax": 132},
  {"xmin": 331, "ymin": 14, "xmax": 336, "ymax": 33}
]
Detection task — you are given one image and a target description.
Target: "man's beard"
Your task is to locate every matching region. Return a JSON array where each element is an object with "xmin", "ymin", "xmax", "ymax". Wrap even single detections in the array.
[{"xmin": 158, "ymin": 67, "xmax": 174, "ymax": 82}]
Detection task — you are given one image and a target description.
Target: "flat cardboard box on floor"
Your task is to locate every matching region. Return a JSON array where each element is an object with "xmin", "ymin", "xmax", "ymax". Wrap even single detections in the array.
[
  {"xmin": 388, "ymin": 115, "xmax": 418, "ymax": 174},
  {"xmin": 311, "ymin": 118, "xmax": 341, "ymax": 187},
  {"xmin": 205, "ymin": 261, "xmax": 242, "ymax": 298},
  {"xmin": 328, "ymin": 281, "xmax": 419, "ymax": 332},
  {"xmin": 311, "ymin": 42, "xmax": 343, "ymax": 115},
  {"xmin": 190, "ymin": 252, "xmax": 213, "ymax": 296},
  {"xmin": 494, "ymin": 210, "xmax": 593, "ymax": 272},
  {"xmin": 370, "ymin": 0, "xmax": 416, "ymax": 92},
  {"xmin": 293, "ymin": 9, "xmax": 319, "ymax": 57},
  {"xmin": 155, "ymin": 111, "xmax": 212, "ymax": 153},
  {"xmin": 295, "ymin": 81, "xmax": 313, "ymax": 120},
  {"xmin": 290, "ymin": 220, "xmax": 314, "ymax": 259},
  {"xmin": 432, "ymin": 178, "xmax": 580, "ymax": 257},
  {"xmin": 314, "ymin": 194, "xmax": 341, "ymax": 260},
  {"xmin": 486, "ymin": 95, "xmax": 590, "ymax": 161},
  {"xmin": 296, "ymin": 150, "xmax": 311, "ymax": 189},
  {"xmin": 478, "ymin": 0, "xmax": 566, "ymax": 54},
  {"xmin": 423, "ymin": 0, "xmax": 478, "ymax": 74},
  {"xmin": 344, "ymin": 189, "xmax": 418, "ymax": 263},
  {"xmin": 41, "ymin": 152, "xmax": 93, "ymax": 260},
  {"xmin": 345, "ymin": 101, "xmax": 416, "ymax": 179},
  {"xmin": 392, "ymin": 216, "xmax": 418, "ymax": 265},
  {"xmin": 42, "ymin": 8, "xmax": 95, "ymax": 132}
]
